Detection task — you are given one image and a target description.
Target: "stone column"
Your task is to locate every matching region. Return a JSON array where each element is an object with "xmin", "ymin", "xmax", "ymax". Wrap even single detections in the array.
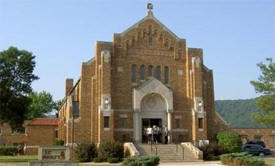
[
  {"xmin": 167, "ymin": 111, "xmax": 172, "ymax": 143},
  {"xmin": 133, "ymin": 111, "xmax": 141, "ymax": 143}
]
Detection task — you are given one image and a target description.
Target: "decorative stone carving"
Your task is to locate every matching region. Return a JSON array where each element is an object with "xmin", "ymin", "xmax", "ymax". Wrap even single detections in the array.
[
  {"xmin": 99, "ymin": 94, "xmax": 113, "ymax": 116},
  {"xmin": 117, "ymin": 67, "xmax": 123, "ymax": 72},
  {"xmin": 101, "ymin": 50, "xmax": 111, "ymax": 63},
  {"xmin": 141, "ymin": 93, "xmax": 166, "ymax": 112},
  {"xmin": 178, "ymin": 70, "xmax": 183, "ymax": 76},
  {"xmin": 192, "ymin": 56, "xmax": 201, "ymax": 68}
]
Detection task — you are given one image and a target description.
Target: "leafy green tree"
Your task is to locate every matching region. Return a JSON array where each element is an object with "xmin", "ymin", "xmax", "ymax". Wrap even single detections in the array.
[
  {"xmin": 216, "ymin": 131, "xmax": 242, "ymax": 153},
  {"xmin": 0, "ymin": 47, "xmax": 38, "ymax": 129},
  {"xmin": 250, "ymin": 58, "xmax": 275, "ymax": 127},
  {"xmin": 27, "ymin": 91, "xmax": 55, "ymax": 119},
  {"xmin": 53, "ymin": 98, "xmax": 65, "ymax": 117}
]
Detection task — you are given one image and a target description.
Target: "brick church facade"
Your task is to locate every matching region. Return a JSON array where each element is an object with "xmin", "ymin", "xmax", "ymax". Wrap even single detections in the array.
[{"xmin": 58, "ymin": 6, "xmax": 229, "ymax": 145}]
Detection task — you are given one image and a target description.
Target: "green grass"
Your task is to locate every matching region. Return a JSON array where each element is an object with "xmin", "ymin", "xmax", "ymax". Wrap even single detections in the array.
[
  {"xmin": 265, "ymin": 157, "xmax": 275, "ymax": 166},
  {"xmin": 0, "ymin": 155, "xmax": 37, "ymax": 162}
]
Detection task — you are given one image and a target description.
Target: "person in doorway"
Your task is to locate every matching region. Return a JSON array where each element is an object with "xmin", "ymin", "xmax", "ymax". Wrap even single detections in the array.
[
  {"xmin": 146, "ymin": 126, "xmax": 152, "ymax": 144},
  {"xmin": 152, "ymin": 125, "xmax": 158, "ymax": 144},
  {"xmin": 163, "ymin": 125, "xmax": 168, "ymax": 144},
  {"xmin": 156, "ymin": 126, "xmax": 161, "ymax": 143}
]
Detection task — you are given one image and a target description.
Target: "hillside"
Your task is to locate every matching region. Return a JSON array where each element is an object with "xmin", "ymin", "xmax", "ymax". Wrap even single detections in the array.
[{"xmin": 215, "ymin": 98, "xmax": 267, "ymax": 128}]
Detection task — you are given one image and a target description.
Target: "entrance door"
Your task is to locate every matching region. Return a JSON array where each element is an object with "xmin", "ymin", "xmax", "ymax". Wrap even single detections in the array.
[{"xmin": 142, "ymin": 118, "xmax": 162, "ymax": 143}]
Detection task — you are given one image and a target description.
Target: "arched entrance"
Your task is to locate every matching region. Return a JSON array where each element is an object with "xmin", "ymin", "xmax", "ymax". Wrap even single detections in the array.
[
  {"xmin": 140, "ymin": 93, "xmax": 167, "ymax": 143},
  {"xmin": 133, "ymin": 78, "xmax": 173, "ymax": 143}
]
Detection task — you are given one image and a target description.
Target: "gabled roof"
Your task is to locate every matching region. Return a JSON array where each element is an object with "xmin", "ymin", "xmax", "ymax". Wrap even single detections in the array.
[
  {"xmin": 23, "ymin": 118, "xmax": 58, "ymax": 126},
  {"xmin": 120, "ymin": 11, "xmax": 181, "ymax": 41}
]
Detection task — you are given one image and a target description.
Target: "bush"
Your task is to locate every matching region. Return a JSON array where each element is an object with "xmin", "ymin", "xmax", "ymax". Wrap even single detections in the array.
[
  {"xmin": 93, "ymin": 157, "xmax": 104, "ymax": 162},
  {"xmin": 107, "ymin": 157, "xmax": 120, "ymax": 163},
  {"xmin": 199, "ymin": 143, "xmax": 228, "ymax": 160},
  {"xmin": 122, "ymin": 155, "xmax": 160, "ymax": 166},
  {"xmin": 53, "ymin": 140, "xmax": 64, "ymax": 146},
  {"xmin": 0, "ymin": 146, "xmax": 17, "ymax": 156},
  {"xmin": 75, "ymin": 143, "xmax": 97, "ymax": 162},
  {"xmin": 216, "ymin": 131, "xmax": 242, "ymax": 153},
  {"xmin": 220, "ymin": 152, "xmax": 266, "ymax": 166},
  {"xmin": 98, "ymin": 141, "xmax": 124, "ymax": 160}
]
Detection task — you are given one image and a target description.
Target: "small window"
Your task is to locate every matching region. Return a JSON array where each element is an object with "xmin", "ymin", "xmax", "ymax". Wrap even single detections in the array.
[
  {"xmin": 175, "ymin": 119, "xmax": 180, "ymax": 129},
  {"xmin": 140, "ymin": 65, "xmax": 145, "ymax": 80},
  {"xmin": 155, "ymin": 66, "xmax": 161, "ymax": 80},
  {"xmin": 55, "ymin": 129, "xmax": 58, "ymax": 139},
  {"xmin": 73, "ymin": 101, "xmax": 79, "ymax": 117},
  {"xmin": 198, "ymin": 118, "xmax": 203, "ymax": 129},
  {"xmin": 164, "ymin": 66, "xmax": 169, "ymax": 84},
  {"xmin": 131, "ymin": 64, "xmax": 136, "ymax": 83},
  {"xmin": 148, "ymin": 65, "xmax": 153, "ymax": 77},
  {"xmin": 119, "ymin": 118, "xmax": 127, "ymax": 128},
  {"xmin": 104, "ymin": 116, "xmax": 110, "ymax": 128}
]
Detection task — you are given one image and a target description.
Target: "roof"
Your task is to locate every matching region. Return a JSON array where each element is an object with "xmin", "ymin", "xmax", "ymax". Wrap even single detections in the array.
[
  {"xmin": 121, "ymin": 10, "xmax": 181, "ymax": 41},
  {"xmin": 23, "ymin": 118, "xmax": 58, "ymax": 126}
]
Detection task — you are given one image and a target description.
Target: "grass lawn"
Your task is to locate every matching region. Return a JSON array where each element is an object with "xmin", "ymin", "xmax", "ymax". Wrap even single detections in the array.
[
  {"xmin": 265, "ymin": 157, "xmax": 275, "ymax": 166},
  {"xmin": 0, "ymin": 155, "xmax": 37, "ymax": 162}
]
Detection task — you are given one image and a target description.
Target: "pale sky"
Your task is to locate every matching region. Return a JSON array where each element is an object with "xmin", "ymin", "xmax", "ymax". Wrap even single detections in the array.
[{"xmin": 0, "ymin": 0, "xmax": 274, "ymax": 100}]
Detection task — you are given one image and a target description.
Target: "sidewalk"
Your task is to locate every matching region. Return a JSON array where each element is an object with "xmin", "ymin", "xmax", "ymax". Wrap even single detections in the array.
[{"xmin": 159, "ymin": 161, "xmax": 224, "ymax": 166}]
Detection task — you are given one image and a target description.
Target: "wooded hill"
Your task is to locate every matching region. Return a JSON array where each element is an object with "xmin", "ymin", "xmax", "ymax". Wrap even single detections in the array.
[{"xmin": 215, "ymin": 98, "xmax": 268, "ymax": 128}]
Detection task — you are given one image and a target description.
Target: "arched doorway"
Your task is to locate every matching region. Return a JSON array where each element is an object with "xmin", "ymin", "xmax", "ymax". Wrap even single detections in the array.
[
  {"xmin": 140, "ymin": 93, "xmax": 167, "ymax": 143},
  {"xmin": 132, "ymin": 78, "xmax": 173, "ymax": 143}
]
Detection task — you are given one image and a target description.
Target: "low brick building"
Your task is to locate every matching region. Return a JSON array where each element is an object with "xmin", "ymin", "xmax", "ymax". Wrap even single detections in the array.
[
  {"xmin": 233, "ymin": 128, "xmax": 275, "ymax": 149},
  {"xmin": 0, "ymin": 118, "xmax": 58, "ymax": 153},
  {"xmin": 58, "ymin": 5, "xmax": 228, "ymax": 146}
]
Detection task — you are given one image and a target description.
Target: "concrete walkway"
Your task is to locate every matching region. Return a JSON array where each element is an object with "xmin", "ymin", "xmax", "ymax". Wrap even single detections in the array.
[
  {"xmin": 0, "ymin": 161, "xmax": 224, "ymax": 166},
  {"xmin": 159, "ymin": 161, "xmax": 224, "ymax": 166}
]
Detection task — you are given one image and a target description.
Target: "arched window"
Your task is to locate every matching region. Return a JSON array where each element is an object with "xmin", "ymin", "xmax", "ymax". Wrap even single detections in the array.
[
  {"xmin": 148, "ymin": 36, "xmax": 153, "ymax": 46},
  {"xmin": 155, "ymin": 66, "xmax": 161, "ymax": 80},
  {"xmin": 164, "ymin": 66, "xmax": 169, "ymax": 84},
  {"xmin": 140, "ymin": 65, "xmax": 145, "ymax": 80},
  {"xmin": 148, "ymin": 65, "xmax": 153, "ymax": 77},
  {"xmin": 131, "ymin": 64, "xmax": 136, "ymax": 83}
]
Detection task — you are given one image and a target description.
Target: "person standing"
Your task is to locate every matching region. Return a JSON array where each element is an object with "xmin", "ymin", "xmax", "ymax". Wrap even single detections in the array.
[
  {"xmin": 163, "ymin": 125, "xmax": 168, "ymax": 144},
  {"xmin": 146, "ymin": 126, "xmax": 152, "ymax": 144},
  {"xmin": 153, "ymin": 125, "xmax": 158, "ymax": 144}
]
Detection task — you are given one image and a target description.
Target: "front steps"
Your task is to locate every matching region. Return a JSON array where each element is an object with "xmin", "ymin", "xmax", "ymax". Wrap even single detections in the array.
[{"xmin": 136, "ymin": 144, "xmax": 202, "ymax": 162}]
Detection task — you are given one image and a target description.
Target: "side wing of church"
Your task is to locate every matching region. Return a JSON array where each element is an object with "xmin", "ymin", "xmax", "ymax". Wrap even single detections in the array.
[{"xmin": 58, "ymin": 7, "xmax": 229, "ymax": 145}]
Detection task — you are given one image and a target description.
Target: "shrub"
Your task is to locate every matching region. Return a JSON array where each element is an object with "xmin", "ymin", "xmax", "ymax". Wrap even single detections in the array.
[
  {"xmin": 220, "ymin": 152, "xmax": 265, "ymax": 166},
  {"xmin": 0, "ymin": 146, "xmax": 17, "ymax": 156},
  {"xmin": 53, "ymin": 140, "xmax": 64, "ymax": 146},
  {"xmin": 199, "ymin": 143, "xmax": 228, "ymax": 160},
  {"xmin": 98, "ymin": 141, "xmax": 124, "ymax": 160},
  {"xmin": 216, "ymin": 131, "xmax": 242, "ymax": 153},
  {"xmin": 107, "ymin": 157, "xmax": 120, "ymax": 163},
  {"xmin": 122, "ymin": 155, "xmax": 160, "ymax": 166},
  {"xmin": 93, "ymin": 157, "xmax": 104, "ymax": 162},
  {"xmin": 75, "ymin": 143, "xmax": 97, "ymax": 162}
]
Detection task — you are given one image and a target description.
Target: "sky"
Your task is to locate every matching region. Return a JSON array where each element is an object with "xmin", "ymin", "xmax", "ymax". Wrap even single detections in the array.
[{"xmin": 0, "ymin": 0, "xmax": 274, "ymax": 100}]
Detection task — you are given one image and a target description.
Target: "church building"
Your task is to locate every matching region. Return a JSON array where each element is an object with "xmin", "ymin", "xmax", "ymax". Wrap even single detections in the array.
[{"xmin": 58, "ymin": 4, "xmax": 228, "ymax": 145}]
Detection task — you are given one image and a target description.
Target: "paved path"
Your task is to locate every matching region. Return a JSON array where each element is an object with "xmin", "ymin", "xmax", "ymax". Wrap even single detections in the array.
[
  {"xmin": 159, "ymin": 161, "xmax": 224, "ymax": 166},
  {"xmin": 0, "ymin": 161, "xmax": 224, "ymax": 166}
]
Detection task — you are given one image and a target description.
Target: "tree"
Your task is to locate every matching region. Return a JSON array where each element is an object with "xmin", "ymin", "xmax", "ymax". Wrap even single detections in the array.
[
  {"xmin": 53, "ymin": 98, "xmax": 65, "ymax": 117},
  {"xmin": 250, "ymin": 58, "xmax": 275, "ymax": 127},
  {"xmin": 27, "ymin": 91, "xmax": 55, "ymax": 120},
  {"xmin": 0, "ymin": 47, "xmax": 39, "ymax": 129}
]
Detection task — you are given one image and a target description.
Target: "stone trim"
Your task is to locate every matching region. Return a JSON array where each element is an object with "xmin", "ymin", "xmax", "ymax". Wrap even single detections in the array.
[
  {"xmin": 172, "ymin": 129, "xmax": 189, "ymax": 132},
  {"xmin": 114, "ymin": 128, "xmax": 133, "ymax": 132}
]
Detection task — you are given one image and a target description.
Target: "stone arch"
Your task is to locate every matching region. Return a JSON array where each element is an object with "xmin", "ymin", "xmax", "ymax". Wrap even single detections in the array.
[{"xmin": 141, "ymin": 93, "xmax": 167, "ymax": 112}]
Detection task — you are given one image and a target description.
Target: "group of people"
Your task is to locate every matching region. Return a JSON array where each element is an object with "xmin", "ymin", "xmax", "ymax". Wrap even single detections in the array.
[{"xmin": 144, "ymin": 125, "xmax": 168, "ymax": 144}]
